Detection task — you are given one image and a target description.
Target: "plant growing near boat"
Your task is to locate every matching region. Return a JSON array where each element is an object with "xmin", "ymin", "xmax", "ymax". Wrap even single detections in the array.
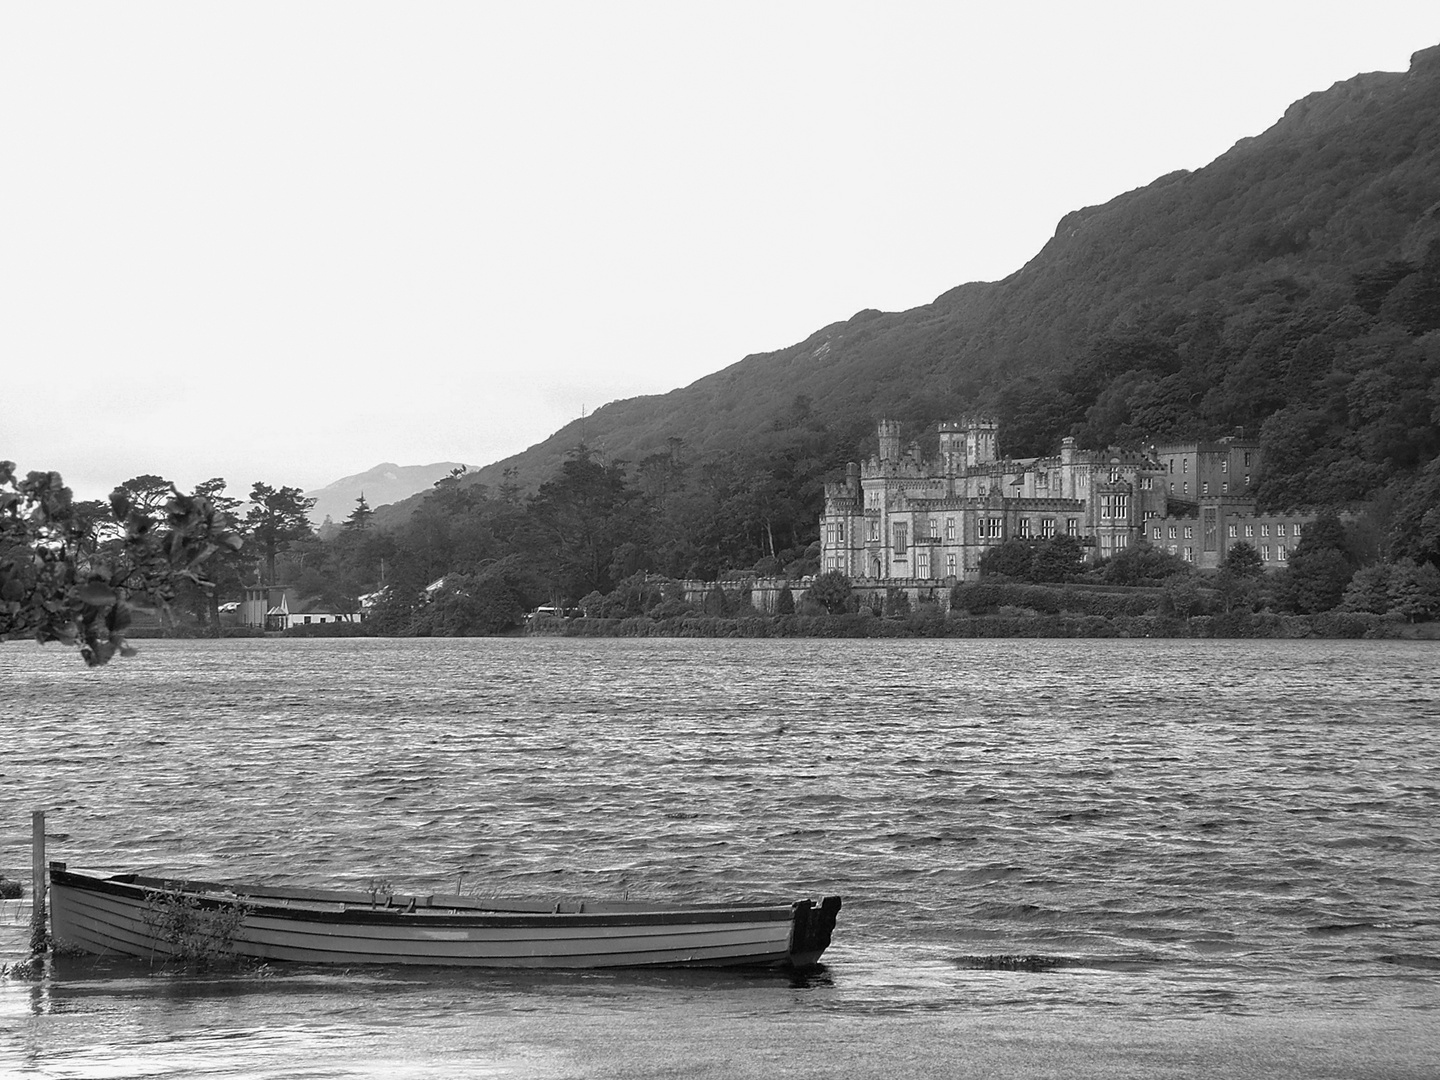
[{"xmin": 141, "ymin": 887, "xmax": 249, "ymax": 967}]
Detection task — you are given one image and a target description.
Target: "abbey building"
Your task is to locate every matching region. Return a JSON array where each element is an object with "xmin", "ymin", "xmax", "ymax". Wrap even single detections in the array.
[{"xmin": 819, "ymin": 419, "xmax": 1313, "ymax": 585}]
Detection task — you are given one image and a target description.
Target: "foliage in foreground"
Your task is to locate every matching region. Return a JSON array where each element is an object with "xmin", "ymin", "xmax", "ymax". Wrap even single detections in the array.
[{"xmin": 1, "ymin": 464, "xmax": 242, "ymax": 664}]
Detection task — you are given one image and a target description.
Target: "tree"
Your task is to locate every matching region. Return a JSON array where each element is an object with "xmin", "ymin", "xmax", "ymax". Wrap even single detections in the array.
[
  {"xmin": 978, "ymin": 540, "xmax": 1035, "ymax": 580},
  {"xmin": 1095, "ymin": 542, "xmax": 1191, "ymax": 586},
  {"xmin": 1161, "ymin": 576, "xmax": 1203, "ymax": 620},
  {"xmin": 1386, "ymin": 560, "xmax": 1440, "ymax": 622},
  {"xmin": 1031, "ymin": 535, "xmax": 1086, "ymax": 583},
  {"xmin": 1285, "ymin": 548, "xmax": 1355, "ymax": 614},
  {"xmin": 423, "ymin": 556, "xmax": 544, "ymax": 635},
  {"xmin": 188, "ymin": 478, "xmax": 246, "ymax": 632},
  {"xmin": 344, "ymin": 494, "xmax": 374, "ymax": 532},
  {"xmin": 1222, "ymin": 541, "xmax": 1265, "ymax": 578},
  {"xmin": 527, "ymin": 447, "xmax": 648, "ymax": 601},
  {"xmin": 244, "ymin": 483, "xmax": 316, "ymax": 585},
  {"xmin": 1388, "ymin": 456, "xmax": 1440, "ymax": 568},
  {"xmin": 776, "ymin": 585, "xmax": 795, "ymax": 615},
  {"xmin": 1339, "ymin": 563, "xmax": 1391, "ymax": 614},
  {"xmin": 1215, "ymin": 541, "xmax": 1265, "ymax": 612},
  {"xmin": 1279, "ymin": 512, "xmax": 1356, "ymax": 613},
  {"xmin": 111, "ymin": 474, "xmax": 177, "ymax": 521},
  {"xmin": 807, "ymin": 570, "xmax": 852, "ymax": 615},
  {"xmin": 1, "ymin": 463, "xmax": 241, "ymax": 665}
]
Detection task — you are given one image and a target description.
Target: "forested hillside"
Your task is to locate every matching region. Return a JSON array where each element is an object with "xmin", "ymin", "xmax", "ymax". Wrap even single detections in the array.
[
  {"xmin": 11, "ymin": 47, "xmax": 1440, "ymax": 658},
  {"xmin": 372, "ymin": 43, "xmax": 1439, "ymax": 564}
]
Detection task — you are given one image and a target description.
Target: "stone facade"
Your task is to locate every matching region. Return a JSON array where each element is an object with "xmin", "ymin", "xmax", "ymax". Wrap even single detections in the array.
[
  {"xmin": 820, "ymin": 418, "xmax": 1168, "ymax": 585},
  {"xmin": 1149, "ymin": 509, "xmax": 1311, "ymax": 572},
  {"xmin": 818, "ymin": 419, "xmax": 1316, "ymax": 590}
]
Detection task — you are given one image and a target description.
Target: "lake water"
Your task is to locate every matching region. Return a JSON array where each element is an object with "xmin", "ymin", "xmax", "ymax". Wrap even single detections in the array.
[{"xmin": 2, "ymin": 637, "xmax": 1438, "ymax": 1078}]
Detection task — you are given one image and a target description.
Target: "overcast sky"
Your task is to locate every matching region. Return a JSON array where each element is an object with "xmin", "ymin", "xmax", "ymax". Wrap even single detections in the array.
[{"xmin": 3, "ymin": 3, "xmax": 1438, "ymax": 503}]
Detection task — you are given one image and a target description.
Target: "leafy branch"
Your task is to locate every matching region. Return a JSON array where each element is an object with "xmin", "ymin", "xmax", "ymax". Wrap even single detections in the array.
[{"xmin": 0, "ymin": 463, "xmax": 243, "ymax": 665}]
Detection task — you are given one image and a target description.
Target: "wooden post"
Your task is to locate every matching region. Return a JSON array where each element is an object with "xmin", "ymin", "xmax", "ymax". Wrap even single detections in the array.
[{"xmin": 30, "ymin": 809, "xmax": 47, "ymax": 955}]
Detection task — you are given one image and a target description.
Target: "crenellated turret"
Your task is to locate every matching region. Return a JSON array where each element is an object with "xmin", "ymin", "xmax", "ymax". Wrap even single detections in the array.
[
  {"xmin": 938, "ymin": 422, "xmax": 965, "ymax": 475},
  {"xmin": 962, "ymin": 416, "xmax": 999, "ymax": 467},
  {"xmin": 877, "ymin": 419, "xmax": 903, "ymax": 465}
]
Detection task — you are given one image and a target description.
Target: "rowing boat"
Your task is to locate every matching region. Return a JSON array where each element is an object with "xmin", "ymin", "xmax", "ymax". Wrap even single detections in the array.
[{"xmin": 47, "ymin": 863, "xmax": 841, "ymax": 969}]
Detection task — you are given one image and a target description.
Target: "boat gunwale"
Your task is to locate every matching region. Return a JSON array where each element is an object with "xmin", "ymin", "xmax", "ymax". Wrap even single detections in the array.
[{"xmin": 50, "ymin": 866, "xmax": 809, "ymax": 930}]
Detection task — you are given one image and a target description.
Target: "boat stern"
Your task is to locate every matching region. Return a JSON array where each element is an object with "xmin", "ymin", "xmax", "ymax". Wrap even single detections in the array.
[{"xmin": 787, "ymin": 895, "xmax": 841, "ymax": 968}]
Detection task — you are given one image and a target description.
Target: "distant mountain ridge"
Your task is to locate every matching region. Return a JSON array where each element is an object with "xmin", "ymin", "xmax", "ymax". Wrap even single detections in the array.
[
  {"xmin": 375, "ymin": 42, "xmax": 1440, "ymax": 527},
  {"xmin": 307, "ymin": 462, "xmax": 467, "ymax": 528}
]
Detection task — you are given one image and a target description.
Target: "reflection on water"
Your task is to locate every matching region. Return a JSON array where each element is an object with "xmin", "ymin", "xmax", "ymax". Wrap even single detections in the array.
[{"xmin": 2, "ymin": 637, "xmax": 1439, "ymax": 1077}]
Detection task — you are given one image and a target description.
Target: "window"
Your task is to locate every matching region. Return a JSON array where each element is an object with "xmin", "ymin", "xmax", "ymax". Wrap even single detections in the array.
[
  {"xmin": 1183, "ymin": 546, "xmax": 1194, "ymax": 562},
  {"xmin": 1182, "ymin": 459, "xmax": 1189, "ymax": 474},
  {"xmin": 1169, "ymin": 481, "xmax": 1175, "ymax": 493},
  {"xmin": 984, "ymin": 517, "xmax": 1003, "ymax": 539},
  {"xmin": 1184, "ymin": 526, "xmax": 1193, "ymax": 539},
  {"xmin": 893, "ymin": 522, "xmax": 908, "ymax": 556},
  {"xmin": 1294, "ymin": 523, "xmax": 1304, "ymax": 538},
  {"xmin": 836, "ymin": 521, "xmax": 845, "ymax": 541},
  {"xmin": 1202, "ymin": 482, "xmax": 1209, "ymax": 496},
  {"xmin": 978, "ymin": 483, "xmax": 987, "ymax": 496},
  {"xmin": 1261, "ymin": 523, "xmax": 1270, "ymax": 537},
  {"xmin": 1228, "ymin": 524, "xmax": 1237, "ymax": 538},
  {"xmin": 1152, "ymin": 525, "xmax": 1162, "ymax": 540},
  {"xmin": 1278, "ymin": 546, "xmax": 1288, "ymax": 562},
  {"xmin": 1276, "ymin": 524, "xmax": 1286, "ymax": 537},
  {"xmin": 1182, "ymin": 482, "xmax": 1189, "ymax": 495},
  {"xmin": 1041, "ymin": 518, "xmax": 1056, "ymax": 539},
  {"xmin": 1101, "ymin": 494, "xmax": 1129, "ymax": 519},
  {"xmin": 1018, "ymin": 518, "xmax": 1032, "ymax": 538},
  {"xmin": 868, "ymin": 518, "xmax": 879, "ymax": 541},
  {"xmin": 1168, "ymin": 460, "xmax": 1175, "ymax": 474},
  {"xmin": 945, "ymin": 517, "xmax": 956, "ymax": 541},
  {"xmin": 917, "ymin": 552, "xmax": 929, "ymax": 578},
  {"xmin": 1245, "ymin": 524, "xmax": 1255, "ymax": 538},
  {"xmin": 1168, "ymin": 544, "xmax": 1178, "ymax": 555},
  {"xmin": 1221, "ymin": 460, "xmax": 1229, "ymax": 474},
  {"xmin": 1244, "ymin": 452, "xmax": 1252, "ymax": 467},
  {"xmin": 928, "ymin": 518, "xmax": 939, "ymax": 541},
  {"xmin": 1109, "ymin": 468, "xmax": 1121, "ymax": 483},
  {"xmin": 1244, "ymin": 474, "xmax": 1251, "ymax": 486},
  {"xmin": 1067, "ymin": 519, "xmax": 1079, "ymax": 537},
  {"xmin": 1140, "ymin": 476, "xmax": 1152, "ymax": 490},
  {"xmin": 1262, "ymin": 545, "xmax": 1271, "ymax": 561},
  {"xmin": 946, "ymin": 554, "xmax": 956, "ymax": 576},
  {"xmin": 1168, "ymin": 525, "xmax": 1178, "ymax": 539},
  {"xmin": 1222, "ymin": 482, "xmax": 1229, "ymax": 494}
]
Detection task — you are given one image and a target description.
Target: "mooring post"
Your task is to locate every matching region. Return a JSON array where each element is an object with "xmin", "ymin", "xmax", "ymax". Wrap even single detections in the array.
[{"xmin": 30, "ymin": 809, "xmax": 47, "ymax": 955}]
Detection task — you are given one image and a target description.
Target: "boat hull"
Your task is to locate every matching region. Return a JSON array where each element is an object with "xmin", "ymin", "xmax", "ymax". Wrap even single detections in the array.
[{"xmin": 48, "ymin": 866, "xmax": 840, "ymax": 970}]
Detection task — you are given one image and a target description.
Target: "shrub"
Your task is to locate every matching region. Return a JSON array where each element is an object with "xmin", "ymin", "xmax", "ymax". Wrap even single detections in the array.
[
  {"xmin": 808, "ymin": 571, "xmax": 853, "ymax": 614},
  {"xmin": 141, "ymin": 887, "xmax": 249, "ymax": 968}
]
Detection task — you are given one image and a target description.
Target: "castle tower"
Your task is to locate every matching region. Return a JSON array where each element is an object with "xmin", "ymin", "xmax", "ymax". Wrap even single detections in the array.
[
  {"xmin": 963, "ymin": 416, "xmax": 999, "ymax": 467},
  {"xmin": 938, "ymin": 422, "xmax": 965, "ymax": 474},
  {"xmin": 877, "ymin": 419, "xmax": 902, "ymax": 465}
]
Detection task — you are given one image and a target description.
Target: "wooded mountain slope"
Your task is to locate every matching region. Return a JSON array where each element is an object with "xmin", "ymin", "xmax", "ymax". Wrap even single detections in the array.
[{"xmin": 378, "ymin": 44, "xmax": 1440, "ymax": 552}]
